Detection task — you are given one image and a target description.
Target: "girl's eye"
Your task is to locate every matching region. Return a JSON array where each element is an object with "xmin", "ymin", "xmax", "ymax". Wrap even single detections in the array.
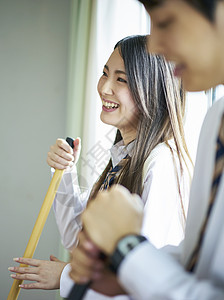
[
  {"xmin": 102, "ymin": 71, "xmax": 108, "ymax": 77},
  {"xmin": 117, "ymin": 77, "xmax": 127, "ymax": 83}
]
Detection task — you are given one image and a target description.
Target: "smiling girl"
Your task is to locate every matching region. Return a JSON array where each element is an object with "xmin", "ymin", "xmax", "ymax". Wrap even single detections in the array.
[{"xmin": 9, "ymin": 35, "xmax": 192, "ymax": 299}]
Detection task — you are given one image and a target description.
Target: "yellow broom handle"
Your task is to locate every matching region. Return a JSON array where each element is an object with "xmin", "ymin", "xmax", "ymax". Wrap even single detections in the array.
[
  {"xmin": 7, "ymin": 137, "xmax": 74, "ymax": 300},
  {"xmin": 7, "ymin": 169, "xmax": 64, "ymax": 300}
]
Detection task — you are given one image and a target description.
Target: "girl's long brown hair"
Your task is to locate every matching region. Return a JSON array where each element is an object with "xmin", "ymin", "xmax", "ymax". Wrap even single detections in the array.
[{"xmin": 90, "ymin": 35, "xmax": 192, "ymax": 219}]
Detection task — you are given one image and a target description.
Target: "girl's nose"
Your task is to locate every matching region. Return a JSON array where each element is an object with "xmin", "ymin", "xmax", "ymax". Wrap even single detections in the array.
[{"xmin": 101, "ymin": 79, "xmax": 114, "ymax": 95}]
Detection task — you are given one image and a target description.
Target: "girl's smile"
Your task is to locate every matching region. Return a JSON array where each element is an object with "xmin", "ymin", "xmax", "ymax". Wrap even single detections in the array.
[
  {"xmin": 102, "ymin": 98, "xmax": 120, "ymax": 111},
  {"xmin": 97, "ymin": 48, "xmax": 139, "ymax": 144}
]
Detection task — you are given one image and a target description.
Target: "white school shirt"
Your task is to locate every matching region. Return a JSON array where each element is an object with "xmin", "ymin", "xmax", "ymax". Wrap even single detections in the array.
[
  {"xmin": 53, "ymin": 139, "xmax": 191, "ymax": 299},
  {"xmin": 118, "ymin": 97, "xmax": 224, "ymax": 300}
]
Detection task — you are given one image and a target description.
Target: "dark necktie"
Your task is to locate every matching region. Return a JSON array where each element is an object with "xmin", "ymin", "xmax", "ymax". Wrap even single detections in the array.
[
  {"xmin": 100, "ymin": 154, "xmax": 129, "ymax": 190},
  {"xmin": 187, "ymin": 113, "xmax": 224, "ymax": 272}
]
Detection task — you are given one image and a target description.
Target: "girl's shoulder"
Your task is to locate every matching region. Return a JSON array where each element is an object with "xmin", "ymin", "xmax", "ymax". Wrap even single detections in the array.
[
  {"xmin": 143, "ymin": 141, "xmax": 175, "ymax": 178},
  {"xmin": 146, "ymin": 141, "xmax": 175, "ymax": 164}
]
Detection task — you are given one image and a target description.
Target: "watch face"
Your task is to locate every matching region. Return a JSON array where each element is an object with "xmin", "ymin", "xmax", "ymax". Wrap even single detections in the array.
[
  {"xmin": 109, "ymin": 235, "xmax": 146, "ymax": 274},
  {"xmin": 118, "ymin": 235, "xmax": 146, "ymax": 256}
]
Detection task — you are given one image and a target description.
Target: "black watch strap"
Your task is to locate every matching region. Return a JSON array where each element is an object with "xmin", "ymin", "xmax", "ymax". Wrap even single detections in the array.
[{"xmin": 109, "ymin": 235, "xmax": 147, "ymax": 274}]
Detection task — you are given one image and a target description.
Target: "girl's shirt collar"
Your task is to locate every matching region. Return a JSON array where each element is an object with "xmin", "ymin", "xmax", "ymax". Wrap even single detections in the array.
[{"xmin": 110, "ymin": 139, "xmax": 135, "ymax": 167}]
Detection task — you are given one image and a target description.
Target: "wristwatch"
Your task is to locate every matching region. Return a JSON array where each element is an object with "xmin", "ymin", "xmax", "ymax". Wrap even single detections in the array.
[{"xmin": 109, "ymin": 234, "xmax": 147, "ymax": 273}]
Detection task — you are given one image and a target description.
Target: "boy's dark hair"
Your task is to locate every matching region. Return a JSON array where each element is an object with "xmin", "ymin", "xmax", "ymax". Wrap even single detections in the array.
[{"xmin": 138, "ymin": 0, "xmax": 219, "ymax": 21}]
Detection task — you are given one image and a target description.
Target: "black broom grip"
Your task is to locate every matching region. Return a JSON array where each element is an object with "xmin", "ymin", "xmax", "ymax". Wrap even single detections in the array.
[{"xmin": 66, "ymin": 137, "xmax": 74, "ymax": 149}]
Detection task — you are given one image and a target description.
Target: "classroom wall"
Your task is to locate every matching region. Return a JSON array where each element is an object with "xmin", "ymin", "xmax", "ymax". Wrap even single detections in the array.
[{"xmin": 0, "ymin": 0, "xmax": 71, "ymax": 299}]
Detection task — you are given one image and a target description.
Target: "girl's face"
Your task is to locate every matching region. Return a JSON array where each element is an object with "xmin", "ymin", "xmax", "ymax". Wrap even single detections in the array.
[
  {"xmin": 147, "ymin": 0, "xmax": 224, "ymax": 92},
  {"xmin": 97, "ymin": 48, "xmax": 139, "ymax": 144}
]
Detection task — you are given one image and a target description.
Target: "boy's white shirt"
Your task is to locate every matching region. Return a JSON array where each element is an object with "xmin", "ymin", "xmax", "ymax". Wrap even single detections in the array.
[{"xmin": 118, "ymin": 97, "xmax": 224, "ymax": 299}]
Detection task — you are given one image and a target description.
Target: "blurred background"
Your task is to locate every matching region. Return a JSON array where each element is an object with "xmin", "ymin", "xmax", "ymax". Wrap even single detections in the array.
[{"xmin": 0, "ymin": 0, "xmax": 223, "ymax": 299}]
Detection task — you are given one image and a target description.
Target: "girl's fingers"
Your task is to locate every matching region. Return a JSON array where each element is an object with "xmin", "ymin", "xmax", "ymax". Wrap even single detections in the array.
[
  {"xmin": 73, "ymin": 138, "xmax": 81, "ymax": 164},
  {"xmin": 48, "ymin": 151, "xmax": 73, "ymax": 166},
  {"xmin": 56, "ymin": 138, "xmax": 73, "ymax": 154},
  {"xmin": 53, "ymin": 146, "xmax": 73, "ymax": 160},
  {"xmin": 13, "ymin": 257, "xmax": 40, "ymax": 267},
  {"xmin": 9, "ymin": 257, "xmax": 40, "ymax": 276},
  {"xmin": 73, "ymin": 138, "xmax": 81, "ymax": 151},
  {"xmin": 10, "ymin": 272, "xmax": 39, "ymax": 282},
  {"xmin": 47, "ymin": 137, "xmax": 81, "ymax": 168},
  {"xmin": 49, "ymin": 139, "xmax": 73, "ymax": 161},
  {"xmin": 47, "ymin": 153, "xmax": 73, "ymax": 170},
  {"xmin": 19, "ymin": 282, "xmax": 43, "ymax": 289},
  {"xmin": 9, "ymin": 266, "xmax": 38, "ymax": 275},
  {"xmin": 49, "ymin": 255, "xmax": 60, "ymax": 262},
  {"xmin": 9, "ymin": 257, "xmax": 65, "ymax": 290},
  {"xmin": 47, "ymin": 159, "xmax": 67, "ymax": 170}
]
